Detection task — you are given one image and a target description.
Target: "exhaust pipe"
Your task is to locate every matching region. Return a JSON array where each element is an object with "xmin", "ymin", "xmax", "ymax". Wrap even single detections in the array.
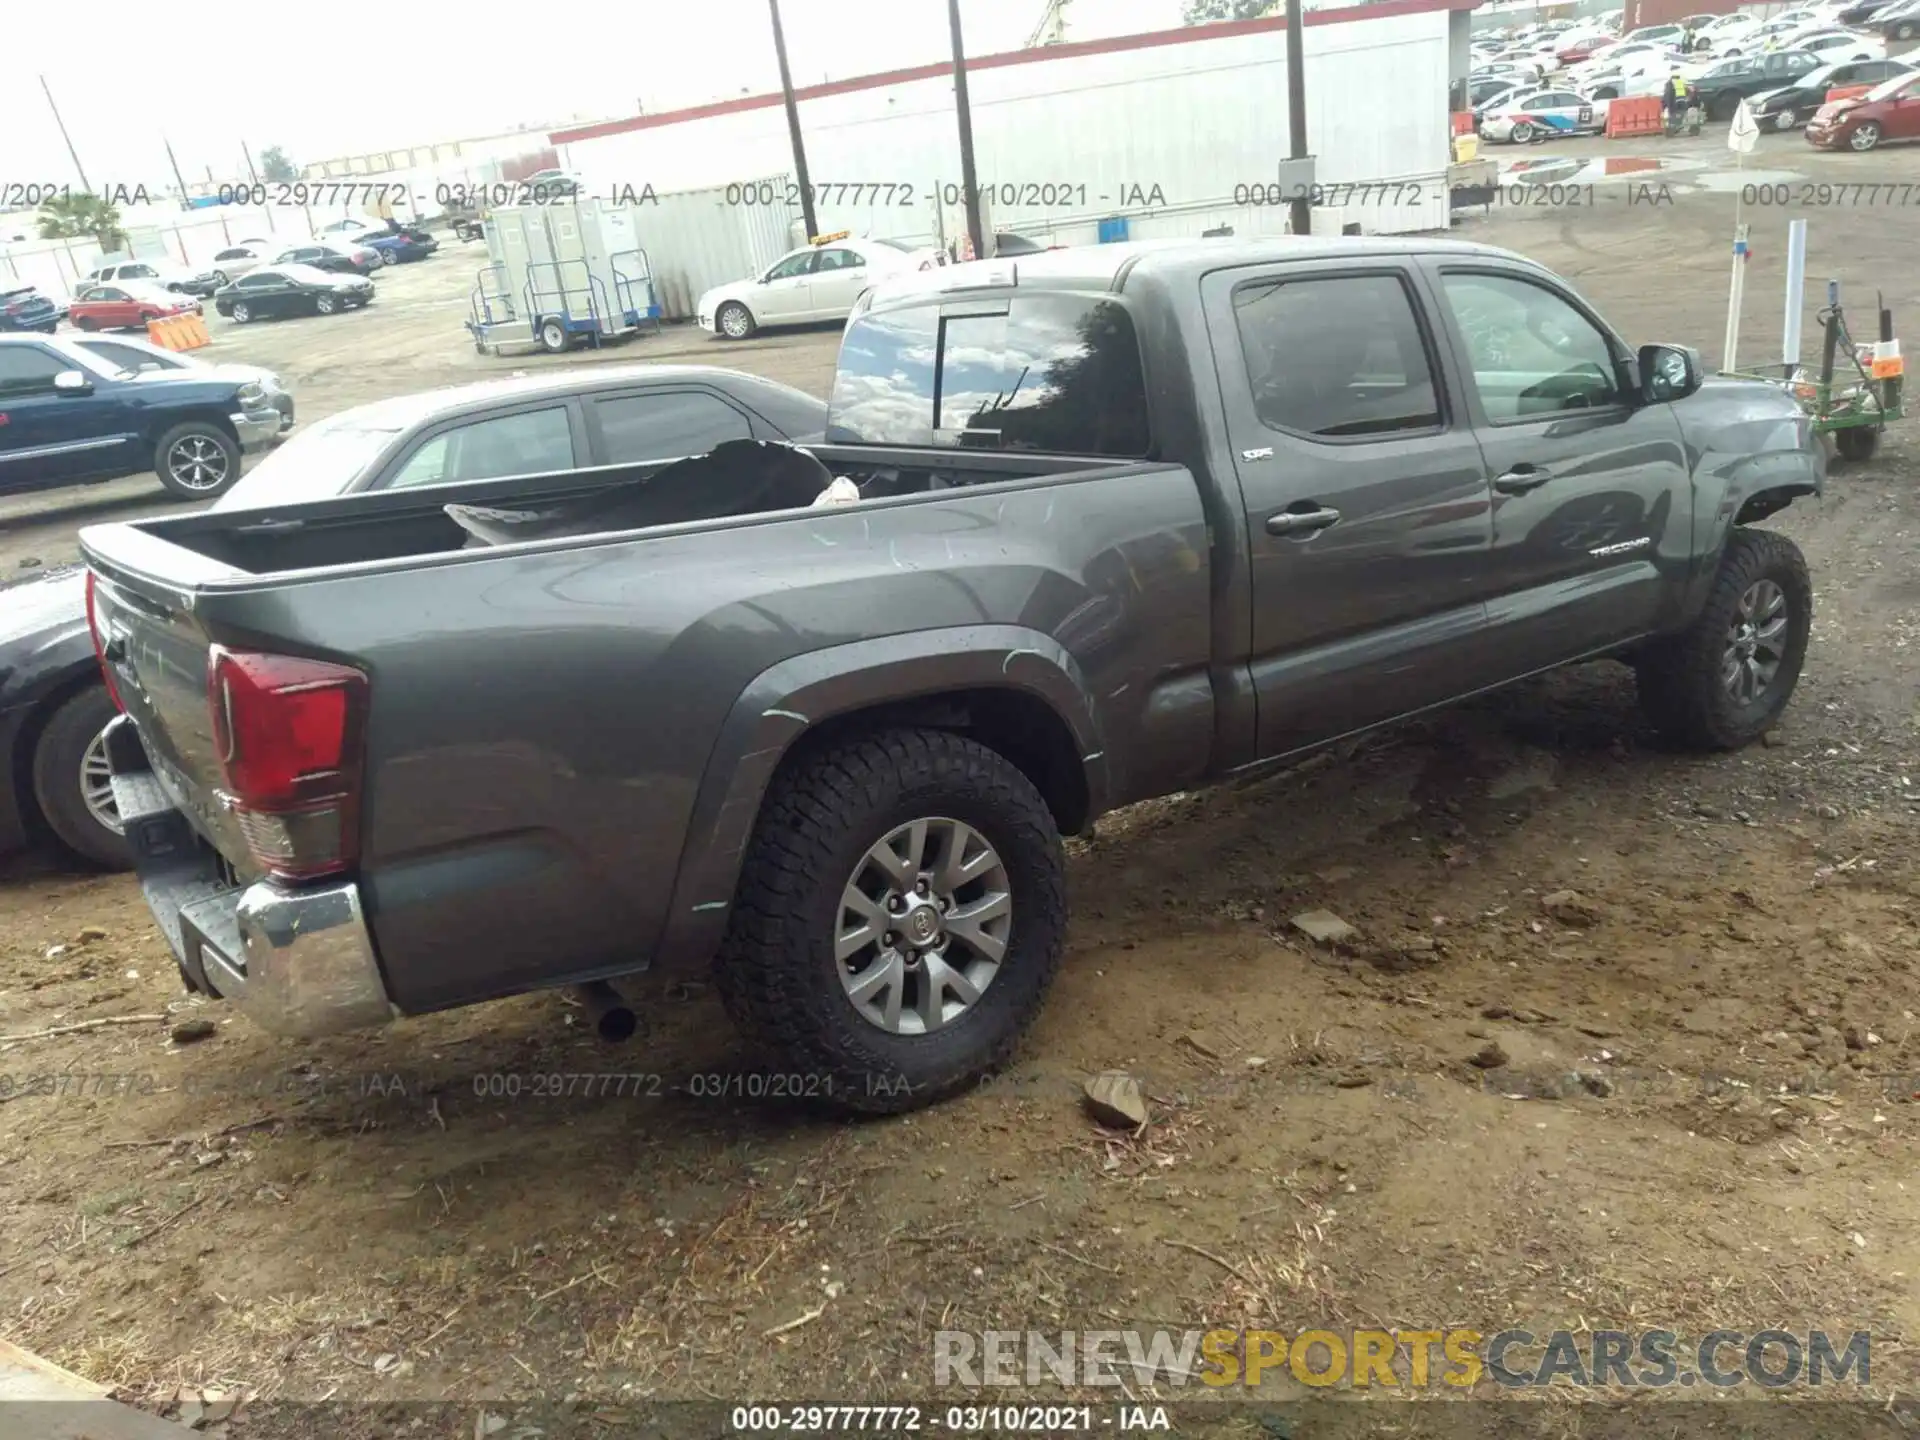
[{"xmin": 571, "ymin": 981, "xmax": 639, "ymax": 1043}]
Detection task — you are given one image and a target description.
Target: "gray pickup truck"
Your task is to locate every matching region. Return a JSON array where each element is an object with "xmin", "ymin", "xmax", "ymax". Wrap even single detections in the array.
[{"xmin": 82, "ymin": 237, "xmax": 1824, "ymax": 1114}]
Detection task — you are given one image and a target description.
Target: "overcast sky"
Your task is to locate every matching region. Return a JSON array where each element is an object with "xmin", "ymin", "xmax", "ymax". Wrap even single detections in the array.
[{"xmin": 6, "ymin": 0, "xmax": 1186, "ymax": 190}]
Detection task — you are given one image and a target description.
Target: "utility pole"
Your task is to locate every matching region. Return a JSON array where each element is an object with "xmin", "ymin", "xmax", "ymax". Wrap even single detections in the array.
[
  {"xmin": 948, "ymin": 0, "xmax": 986, "ymax": 261},
  {"xmin": 39, "ymin": 75, "xmax": 92, "ymax": 193},
  {"xmin": 241, "ymin": 140, "xmax": 275, "ymax": 232},
  {"xmin": 163, "ymin": 136, "xmax": 192, "ymax": 209},
  {"xmin": 768, "ymin": 0, "xmax": 819, "ymax": 240},
  {"xmin": 1285, "ymin": 0, "xmax": 1311, "ymax": 236}
]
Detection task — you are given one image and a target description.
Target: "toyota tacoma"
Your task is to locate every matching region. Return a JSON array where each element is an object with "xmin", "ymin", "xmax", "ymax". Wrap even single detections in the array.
[{"xmin": 80, "ymin": 238, "xmax": 1825, "ymax": 1112}]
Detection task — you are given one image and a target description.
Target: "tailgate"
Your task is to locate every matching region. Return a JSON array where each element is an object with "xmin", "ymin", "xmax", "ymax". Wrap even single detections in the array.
[{"xmin": 85, "ymin": 567, "xmax": 256, "ymax": 875}]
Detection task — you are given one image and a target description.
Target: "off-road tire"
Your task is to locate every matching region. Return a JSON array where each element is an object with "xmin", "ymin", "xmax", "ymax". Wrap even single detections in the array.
[
  {"xmin": 30, "ymin": 687, "xmax": 130, "ymax": 871},
  {"xmin": 713, "ymin": 728, "xmax": 1068, "ymax": 1115},
  {"xmin": 1636, "ymin": 527, "xmax": 1811, "ymax": 750}
]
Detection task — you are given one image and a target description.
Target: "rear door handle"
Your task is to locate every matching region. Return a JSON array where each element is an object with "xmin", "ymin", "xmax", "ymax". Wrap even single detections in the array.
[
  {"xmin": 1493, "ymin": 466, "xmax": 1552, "ymax": 495},
  {"xmin": 1266, "ymin": 506, "xmax": 1342, "ymax": 537}
]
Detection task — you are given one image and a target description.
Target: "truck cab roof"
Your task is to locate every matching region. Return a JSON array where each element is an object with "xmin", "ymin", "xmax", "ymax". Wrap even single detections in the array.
[{"xmin": 860, "ymin": 235, "xmax": 1540, "ymax": 311}]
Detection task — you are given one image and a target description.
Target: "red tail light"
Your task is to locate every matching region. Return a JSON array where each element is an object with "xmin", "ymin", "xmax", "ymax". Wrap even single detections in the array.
[
  {"xmin": 84, "ymin": 571, "xmax": 124, "ymax": 712},
  {"xmin": 207, "ymin": 648, "xmax": 368, "ymax": 881}
]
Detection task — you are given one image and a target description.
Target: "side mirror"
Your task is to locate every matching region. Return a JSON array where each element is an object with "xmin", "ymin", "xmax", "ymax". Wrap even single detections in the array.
[
  {"xmin": 1639, "ymin": 342, "xmax": 1704, "ymax": 402},
  {"xmin": 53, "ymin": 370, "xmax": 93, "ymax": 394}
]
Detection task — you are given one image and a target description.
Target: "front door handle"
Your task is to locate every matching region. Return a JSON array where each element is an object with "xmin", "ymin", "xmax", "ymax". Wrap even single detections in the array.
[
  {"xmin": 1493, "ymin": 465, "xmax": 1552, "ymax": 495},
  {"xmin": 1266, "ymin": 506, "xmax": 1342, "ymax": 537}
]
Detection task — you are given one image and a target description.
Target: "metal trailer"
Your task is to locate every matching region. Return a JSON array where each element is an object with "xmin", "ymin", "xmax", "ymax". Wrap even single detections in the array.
[
  {"xmin": 465, "ymin": 198, "xmax": 664, "ymax": 356},
  {"xmin": 1728, "ymin": 284, "xmax": 1903, "ymax": 464},
  {"xmin": 629, "ymin": 176, "xmax": 800, "ymax": 322}
]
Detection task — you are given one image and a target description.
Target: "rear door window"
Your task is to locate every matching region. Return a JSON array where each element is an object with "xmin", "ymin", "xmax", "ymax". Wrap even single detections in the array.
[
  {"xmin": 383, "ymin": 406, "xmax": 577, "ymax": 489},
  {"xmin": 828, "ymin": 295, "xmax": 1151, "ymax": 456},
  {"xmin": 591, "ymin": 390, "xmax": 753, "ymax": 463},
  {"xmin": 1230, "ymin": 273, "xmax": 1442, "ymax": 439}
]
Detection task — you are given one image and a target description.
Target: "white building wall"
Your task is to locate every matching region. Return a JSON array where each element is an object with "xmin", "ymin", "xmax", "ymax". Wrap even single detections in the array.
[{"xmin": 556, "ymin": 12, "xmax": 1454, "ymax": 248}]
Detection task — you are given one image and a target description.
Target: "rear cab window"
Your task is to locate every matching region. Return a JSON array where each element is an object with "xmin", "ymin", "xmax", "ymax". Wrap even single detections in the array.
[{"xmin": 828, "ymin": 294, "xmax": 1151, "ymax": 456}]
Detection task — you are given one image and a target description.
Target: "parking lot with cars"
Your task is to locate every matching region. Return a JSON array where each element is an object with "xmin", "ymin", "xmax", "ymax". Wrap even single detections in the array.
[
  {"xmin": 1470, "ymin": 3, "xmax": 1920, "ymax": 145},
  {"xmin": 2, "ymin": 123, "xmax": 1919, "ymax": 1426}
]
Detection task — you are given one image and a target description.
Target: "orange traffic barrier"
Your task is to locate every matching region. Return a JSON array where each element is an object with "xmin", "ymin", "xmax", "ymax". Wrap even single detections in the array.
[
  {"xmin": 146, "ymin": 312, "xmax": 210, "ymax": 352},
  {"xmin": 1825, "ymin": 83, "xmax": 1873, "ymax": 104},
  {"xmin": 1604, "ymin": 96, "xmax": 1664, "ymax": 138}
]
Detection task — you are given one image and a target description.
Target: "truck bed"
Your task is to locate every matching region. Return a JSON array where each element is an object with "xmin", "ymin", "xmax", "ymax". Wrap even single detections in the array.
[
  {"xmin": 92, "ymin": 444, "xmax": 1113, "ymax": 583},
  {"xmin": 82, "ymin": 442, "xmax": 1218, "ymax": 1017}
]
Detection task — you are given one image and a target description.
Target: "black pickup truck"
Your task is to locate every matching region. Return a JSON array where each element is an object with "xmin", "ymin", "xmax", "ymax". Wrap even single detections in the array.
[{"xmin": 82, "ymin": 237, "xmax": 1825, "ymax": 1113}]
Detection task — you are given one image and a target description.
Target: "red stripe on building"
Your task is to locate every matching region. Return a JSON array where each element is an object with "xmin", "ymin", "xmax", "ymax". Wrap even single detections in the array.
[{"xmin": 551, "ymin": 0, "xmax": 1479, "ymax": 146}]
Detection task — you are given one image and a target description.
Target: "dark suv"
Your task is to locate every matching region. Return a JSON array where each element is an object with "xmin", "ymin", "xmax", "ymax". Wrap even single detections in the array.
[
  {"xmin": 0, "ymin": 284, "xmax": 62, "ymax": 334},
  {"xmin": 0, "ymin": 333, "xmax": 282, "ymax": 499}
]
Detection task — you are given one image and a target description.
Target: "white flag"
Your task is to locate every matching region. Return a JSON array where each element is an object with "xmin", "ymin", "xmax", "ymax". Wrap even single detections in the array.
[{"xmin": 1727, "ymin": 98, "xmax": 1760, "ymax": 155}]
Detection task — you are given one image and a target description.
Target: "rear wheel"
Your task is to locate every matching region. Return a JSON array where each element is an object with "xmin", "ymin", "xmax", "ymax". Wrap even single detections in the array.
[
  {"xmin": 1636, "ymin": 528, "xmax": 1811, "ymax": 750},
  {"xmin": 714, "ymin": 728, "xmax": 1068, "ymax": 1114},
  {"xmin": 153, "ymin": 420, "xmax": 241, "ymax": 498},
  {"xmin": 74, "ymin": 315, "xmax": 96, "ymax": 331},
  {"xmin": 539, "ymin": 317, "xmax": 569, "ymax": 353},
  {"xmin": 1510, "ymin": 119, "xmax": 1537, "ymax": 142},
  {"xmin": 1897, "ymin": 20, "xmax": 1917, "ymax": 40},
  {"xmin": 30, "ymin": 687, "xmax": 130, "ymax": 871}
]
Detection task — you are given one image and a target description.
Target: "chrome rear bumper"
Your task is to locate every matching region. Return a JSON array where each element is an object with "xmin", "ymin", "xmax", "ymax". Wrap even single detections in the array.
[{"xmin": 103, "ymin": 713, "xmax": 398, "ymax": 1038}]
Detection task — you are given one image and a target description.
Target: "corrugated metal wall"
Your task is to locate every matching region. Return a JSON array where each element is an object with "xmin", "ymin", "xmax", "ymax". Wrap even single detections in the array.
[
  {"xmin": 558, "ymin": 12, "xmax": 1454, "ymax": 247},
  {"xmin": 635, "ymin": 180, "xmax": 801, "ymax": 320}
]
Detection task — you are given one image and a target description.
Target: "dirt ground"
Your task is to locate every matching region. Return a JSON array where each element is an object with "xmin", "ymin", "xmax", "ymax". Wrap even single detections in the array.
[{"xmin": 2, "ymin": 128, "xmax": 1919, "ymax": 1432}]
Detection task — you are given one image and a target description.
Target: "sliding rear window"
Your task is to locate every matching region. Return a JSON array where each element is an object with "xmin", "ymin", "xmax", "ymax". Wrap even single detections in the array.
[{"xmin": 827, "ymin": 295, "xmax": 1151, "ymax": 457}]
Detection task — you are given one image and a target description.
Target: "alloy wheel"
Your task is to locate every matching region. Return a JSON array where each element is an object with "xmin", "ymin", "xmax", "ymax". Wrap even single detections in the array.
[
  {"xmin": 79, "ymin": 731, "xmax": 122, "ymax": 836},
  {"xmin": 165, "ymin": 433, "xmax": 231, "ymax": 492},
  {"xmin": 1722, "ymin": 579, "xmax": 1789, "ymax": 706},
  {"xmin": 836, "ymin": 816, "xmax": 1013, "ymax": 1036}
]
